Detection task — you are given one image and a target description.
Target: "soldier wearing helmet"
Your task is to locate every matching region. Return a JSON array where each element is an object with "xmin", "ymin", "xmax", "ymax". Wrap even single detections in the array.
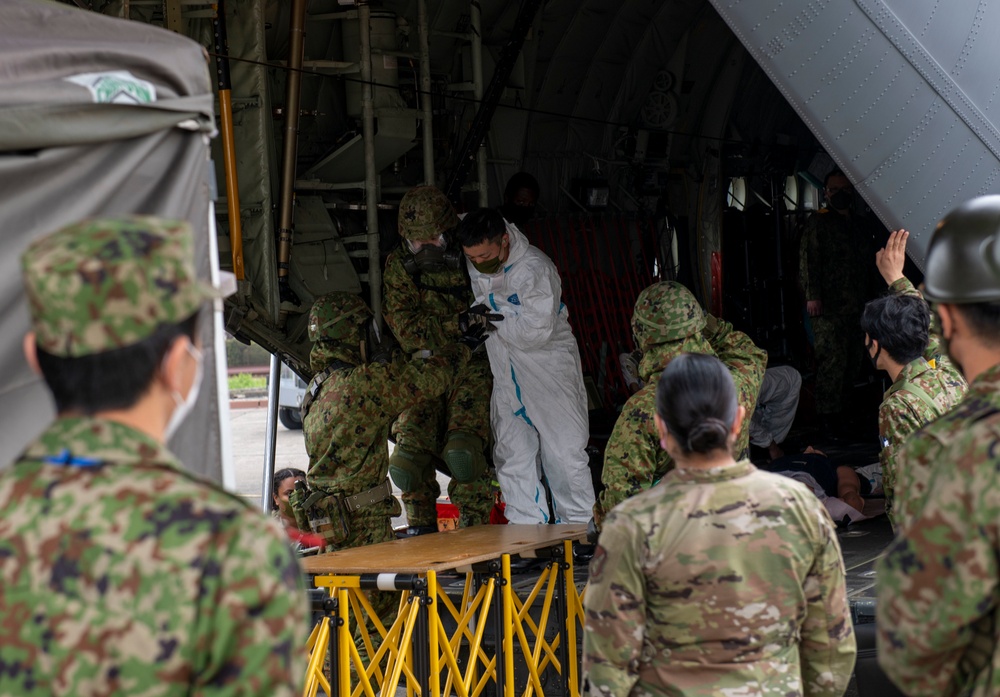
[
  {"xmin": 595, "ymin": 281, "xmax": 767, "ymax": 527},
  {"xmin": 878, "ymin": 196, "xmax": 1000, "ymax": 697},
  {"xmin": 295, "ymin": 290, "xmax": 486, "ymax": 622},
  {"xmin": 382, "ymin": 186, "xmax": 496, "ymax": 536}
]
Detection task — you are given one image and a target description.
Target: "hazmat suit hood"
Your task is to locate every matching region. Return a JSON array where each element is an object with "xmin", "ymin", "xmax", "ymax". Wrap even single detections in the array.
[
  {"xmin": 501, "ymin": 219, "xmax": 530, "ymax": 268},
  {"xmin": 466, "ymin": 218, "xmax": 529, "ymax": 279}
]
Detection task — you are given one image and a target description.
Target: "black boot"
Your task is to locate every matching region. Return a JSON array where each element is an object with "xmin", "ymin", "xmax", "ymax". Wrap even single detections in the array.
[{"xmin": 395, "ymin": 525, "xmax": 437, "ymax": 539}]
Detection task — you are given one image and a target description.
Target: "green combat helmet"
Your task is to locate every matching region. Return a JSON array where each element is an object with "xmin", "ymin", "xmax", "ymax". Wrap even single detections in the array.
[
  {"xmin": 631, "ymin": 281, "xmax": 707, "ymax": 352},
  {"xmin": 923, "ymin": 195, "xmax": 1000, "ymax": 304},
  {"xmin": 398, "ymin": 186, "xmax": 462, "ymax": 274},
  {"xmin": 20, "ymin": 216, "xmax": 232, "ymax": 358},
  {"xmin": 398, "ymin": 185, "xmax": 459, "ymax": 242},
  {"xmin": 307, "ymin": 291, "xmax": 372, "ymax": 371}
]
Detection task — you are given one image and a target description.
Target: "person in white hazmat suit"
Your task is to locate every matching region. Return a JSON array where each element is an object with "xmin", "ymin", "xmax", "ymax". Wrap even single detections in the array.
[{"xmin": 455, "ymin": 208, "xmax": 596, "ymax": 524}]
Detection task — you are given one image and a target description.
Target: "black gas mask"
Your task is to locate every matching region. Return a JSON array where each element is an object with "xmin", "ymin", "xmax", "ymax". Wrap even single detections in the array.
[
  {"xmin": 359, "ymin": 318, "xmax": 396, "ymax": 365},
  {"xmin": 401, "ymin": 233, "xmax": 462, "ymax": 275},
  {"xmin": 502, "ymin": 203, "xmax": 535, "ymax": 228},
  {"xmin": 828, "ymin": 189, "xmax": 854, "ymax": 212}
]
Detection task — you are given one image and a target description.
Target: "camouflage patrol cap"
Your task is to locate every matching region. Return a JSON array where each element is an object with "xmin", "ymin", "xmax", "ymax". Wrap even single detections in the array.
[
  {"xmin": 307, "ymin": 292, "xmax": 371, "ymax": 343},
  {"xmin": 631, "ymin": 281, "xmax": 706, "ymax": 350},
  {"xmin": 924, "ymin": 195, "xmax": 1000, "ymax": 304},
  {"xmin": 398, "ymin": 186, "xmax": 459, "ymax": 241},
  {"xmin": 21, "ymin": 216, "xmax": 233, "ymax": 358}
]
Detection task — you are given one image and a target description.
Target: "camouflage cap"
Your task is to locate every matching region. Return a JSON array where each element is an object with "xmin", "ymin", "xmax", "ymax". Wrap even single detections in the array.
[
  {"xmin": 398, "ymin": 186, "xmax": 459, "ymax": 241},
  {"xmin": 631, "ymin": 281, "xmax": 706, "ymax": 350},
  {"xmin": 307, "ymin": 292, "xmax": 371, "ymax": 343},
  {"xmin": 21, "ymin": 216, "xmax": 233, "ymax": 358}
]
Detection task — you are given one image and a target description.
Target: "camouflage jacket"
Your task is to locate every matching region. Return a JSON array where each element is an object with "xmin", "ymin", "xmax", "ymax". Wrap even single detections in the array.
[
  {"xmin": 303, "ymin": 343, "xmax": 470, "ymax": 492},
  {"xmin": 383, "ymin": 248, "xmax": 471, "ymax": 352},
  {"xmin": 799, "ymin": 209, "xmax": 878, "ymax": 315},
  {"xmin": 596, "ymin": 316, "xmax": 766, "ymax": 525},
  {"xmin": 877, "ymin": 362, "xmax": 1000, "ymax": 696},
  {"xmin": 0, "ymin": 416, "xmax": 308, "ymax": 697},
  {"xmin": 584, "ymin": 460, "xmax": 855, "ymax": 697},
  {"xmin": 879, "ymin": 277, "xmax": 967, "ymax": 528}
]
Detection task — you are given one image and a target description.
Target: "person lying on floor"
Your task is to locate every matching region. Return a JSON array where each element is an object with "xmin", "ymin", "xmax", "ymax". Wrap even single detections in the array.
[{"xmin": 761, "ymin": 447, "xmax": 884, "ymax": 524}]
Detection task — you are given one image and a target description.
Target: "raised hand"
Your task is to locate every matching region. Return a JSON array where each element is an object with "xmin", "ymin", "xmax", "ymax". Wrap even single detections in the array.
[{"xmin": 876, "ymin": 229, "xmax": 909, "ymax": 285}]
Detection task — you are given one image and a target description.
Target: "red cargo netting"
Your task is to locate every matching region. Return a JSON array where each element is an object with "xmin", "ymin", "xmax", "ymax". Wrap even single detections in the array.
[{"xmin": 527, "ymin": 214, "xmax": 665, "ymax": 411}]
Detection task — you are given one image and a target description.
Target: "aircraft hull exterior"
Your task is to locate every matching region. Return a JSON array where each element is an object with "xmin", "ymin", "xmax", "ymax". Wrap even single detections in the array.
[{"xmin": 711, "ymin": 0, "xmax": 1000, "ymax": 266}]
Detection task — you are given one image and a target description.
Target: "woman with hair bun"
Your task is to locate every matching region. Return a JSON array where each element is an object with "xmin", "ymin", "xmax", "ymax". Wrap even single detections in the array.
[{"xmin": 583, "ymin": 353, "xmax": 856, "ymax": 696}]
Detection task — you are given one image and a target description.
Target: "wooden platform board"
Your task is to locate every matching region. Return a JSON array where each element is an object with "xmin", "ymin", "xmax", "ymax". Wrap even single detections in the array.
[{"xmin": 302, "ymin": 523, "xmax": 588, "ymax": 574}]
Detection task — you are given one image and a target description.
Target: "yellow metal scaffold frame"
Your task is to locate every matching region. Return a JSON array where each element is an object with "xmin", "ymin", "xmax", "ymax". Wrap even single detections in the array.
[{"xmin": 300, "ymin": 524, "xmax": 588, "ymax": 697}]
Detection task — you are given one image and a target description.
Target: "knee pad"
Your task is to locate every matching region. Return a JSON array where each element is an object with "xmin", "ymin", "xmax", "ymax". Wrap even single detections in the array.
[
  {"xmin": 388, "ymin": 447, "xmax": 432, "ymax": 493},
  {"xmin": 442, "ymin": 431, "xmax": 486, "ymax": 483}
]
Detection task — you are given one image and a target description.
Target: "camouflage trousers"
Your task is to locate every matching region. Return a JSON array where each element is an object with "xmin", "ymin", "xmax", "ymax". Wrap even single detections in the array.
[
  {"xmin": 812, "ymin": 313, "xmax": 864, "ymax": 415},
  {"xmin": 392, "ymin": 355, "xmax": 494, "ymax": 528},
  {"xmin": 328, "ymin": 504, "xmax": 397, "ymax": 632},
  {"xmin": 401, "ymin": 466, "xmax": 495, "ymax": 528}
]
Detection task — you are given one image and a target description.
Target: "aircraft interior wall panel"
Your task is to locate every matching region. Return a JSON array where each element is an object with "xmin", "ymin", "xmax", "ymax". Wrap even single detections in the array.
[{"xmin": 709, "ymin": 0, "xmax": 1000, "ymax": 266}]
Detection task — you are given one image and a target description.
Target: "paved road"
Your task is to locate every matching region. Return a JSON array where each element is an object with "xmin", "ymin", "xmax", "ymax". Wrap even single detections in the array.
[
  {"xmin": 229, "ymin": 406, "xmax": 310, "ymax": 509},
  {"xmin": 229, "ymin": 405, "xmax": 450, "ymax": 529}
]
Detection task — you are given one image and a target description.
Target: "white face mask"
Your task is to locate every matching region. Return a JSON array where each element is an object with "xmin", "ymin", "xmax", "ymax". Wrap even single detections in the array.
[{"xmin": 165, "ymin": 340, "xmax": 203, "ymax": 441}]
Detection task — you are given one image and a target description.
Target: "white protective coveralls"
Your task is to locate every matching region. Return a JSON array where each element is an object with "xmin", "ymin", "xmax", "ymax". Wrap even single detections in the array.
[{"xmin": 467, "ymin": 223, "xmax": 596, "ymax": 523}]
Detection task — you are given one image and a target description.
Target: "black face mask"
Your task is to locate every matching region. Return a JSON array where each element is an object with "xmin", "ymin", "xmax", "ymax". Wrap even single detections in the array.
[
  {"xmin": 829, "ymin": 189, "xmax": 854, "ymax": 211},
  {"xmin": 502, "ymin": 203, "xmax": 535, "ymax": 228},
  {"xmin": 865, "ymin": 337, "xmax": 882, "ymax": 370},
  {"xmin": 402, "ymin": 244, "xmax": 462, "ymax": 275}
]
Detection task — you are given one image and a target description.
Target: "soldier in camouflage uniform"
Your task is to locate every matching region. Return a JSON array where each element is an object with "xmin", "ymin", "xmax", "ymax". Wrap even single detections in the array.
[
  {"xmin": 861, "ymin": 229, "xmax": 967, "ymax": 528},
  {"xmin": 595, "ymin": 281, "xmax": 767, "ymax": 527},
  {"xmin": 584, "ymin": 353, "xmax": 855, "ymax": 696},
  {"xmin": 877, "ymin": 197, "xmax": 1000, "ymax": 696},
  {"xmin": 799, "ymin": 168, "xmax": 882, "ymax": 427},
  {"xmin": 383, "ymin": 186, "xmax": 495, "ymax": 533},
  {"xmin": 0, "ymin": 217, "xmax": 308, "ymax": 697},
  {"xmin": 296, "ymin": 292, "xmax": 483, "ymax": 619}
]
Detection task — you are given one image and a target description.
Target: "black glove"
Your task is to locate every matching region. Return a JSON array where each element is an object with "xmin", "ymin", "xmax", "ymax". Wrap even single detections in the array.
[
  {"xmin": 586, "ymin": 516, "xmax": 600, "ymax": 544},
  {"xmin": 459, "ymin": 304, "xmax": 504, "ymax": 333},
  {"xmin": 458, "ymin": 323, "xmax": 489, "ymax": 353}
]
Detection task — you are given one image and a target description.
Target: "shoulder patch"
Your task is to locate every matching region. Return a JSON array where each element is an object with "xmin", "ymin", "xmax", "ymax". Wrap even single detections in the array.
[{"xmin": 589, "ymin": 544, "xmax": 608, "ymax": 581}]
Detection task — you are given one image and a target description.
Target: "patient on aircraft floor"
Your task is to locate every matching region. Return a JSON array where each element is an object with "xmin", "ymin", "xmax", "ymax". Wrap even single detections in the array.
[{"xmin": 761, "ymin": 447, "xmax": 884, "ymax": 525}]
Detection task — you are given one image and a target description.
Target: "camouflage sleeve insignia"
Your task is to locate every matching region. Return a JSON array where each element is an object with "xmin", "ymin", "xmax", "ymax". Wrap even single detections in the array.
[{"xmin": 589, "ymin": 544, "xmax": 608, "ymax": 582}]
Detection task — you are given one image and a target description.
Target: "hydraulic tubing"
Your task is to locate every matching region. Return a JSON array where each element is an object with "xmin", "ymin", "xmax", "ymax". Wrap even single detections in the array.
[
  {"xmin": 445, "ymin": 0, "xmax": 542, "ymax": 205},
  {"xmin": 276, "ymin": 0, "xmax": 308, "ymax": 325},
  {"xmin": 470, "ymin": 0, "xmax": 488, "ymax": 206},
  {"xmin": 359, "ymin": 1, "xmax": 382, "ymax": 325},
  {"xmin": 418, "ymin": 0, "xmax": 435, "ymax": 185},
  {"xmin": 260, "ymin": 353, "xmax": 281, "ymax": 515},
  {"xmin": 213, "ymin": 0, "xmax": 244, "ymax": 280}
]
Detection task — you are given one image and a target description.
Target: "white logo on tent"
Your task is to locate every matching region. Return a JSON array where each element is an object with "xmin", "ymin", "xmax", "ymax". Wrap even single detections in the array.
[{"xmin": 65, "ymin": 71, "xmax": 157, "ymax": 105}]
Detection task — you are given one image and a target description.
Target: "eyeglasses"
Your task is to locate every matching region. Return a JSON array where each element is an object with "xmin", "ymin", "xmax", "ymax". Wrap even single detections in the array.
[{"xmin": 405, "ymin": 234, "xmax": 447, "ymax": 254}]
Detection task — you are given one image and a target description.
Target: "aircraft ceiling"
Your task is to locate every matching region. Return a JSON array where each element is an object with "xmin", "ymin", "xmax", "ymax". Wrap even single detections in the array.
[{"xmin": 373, "ymin": 0, "xmax": 821, "ymax": 215}]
